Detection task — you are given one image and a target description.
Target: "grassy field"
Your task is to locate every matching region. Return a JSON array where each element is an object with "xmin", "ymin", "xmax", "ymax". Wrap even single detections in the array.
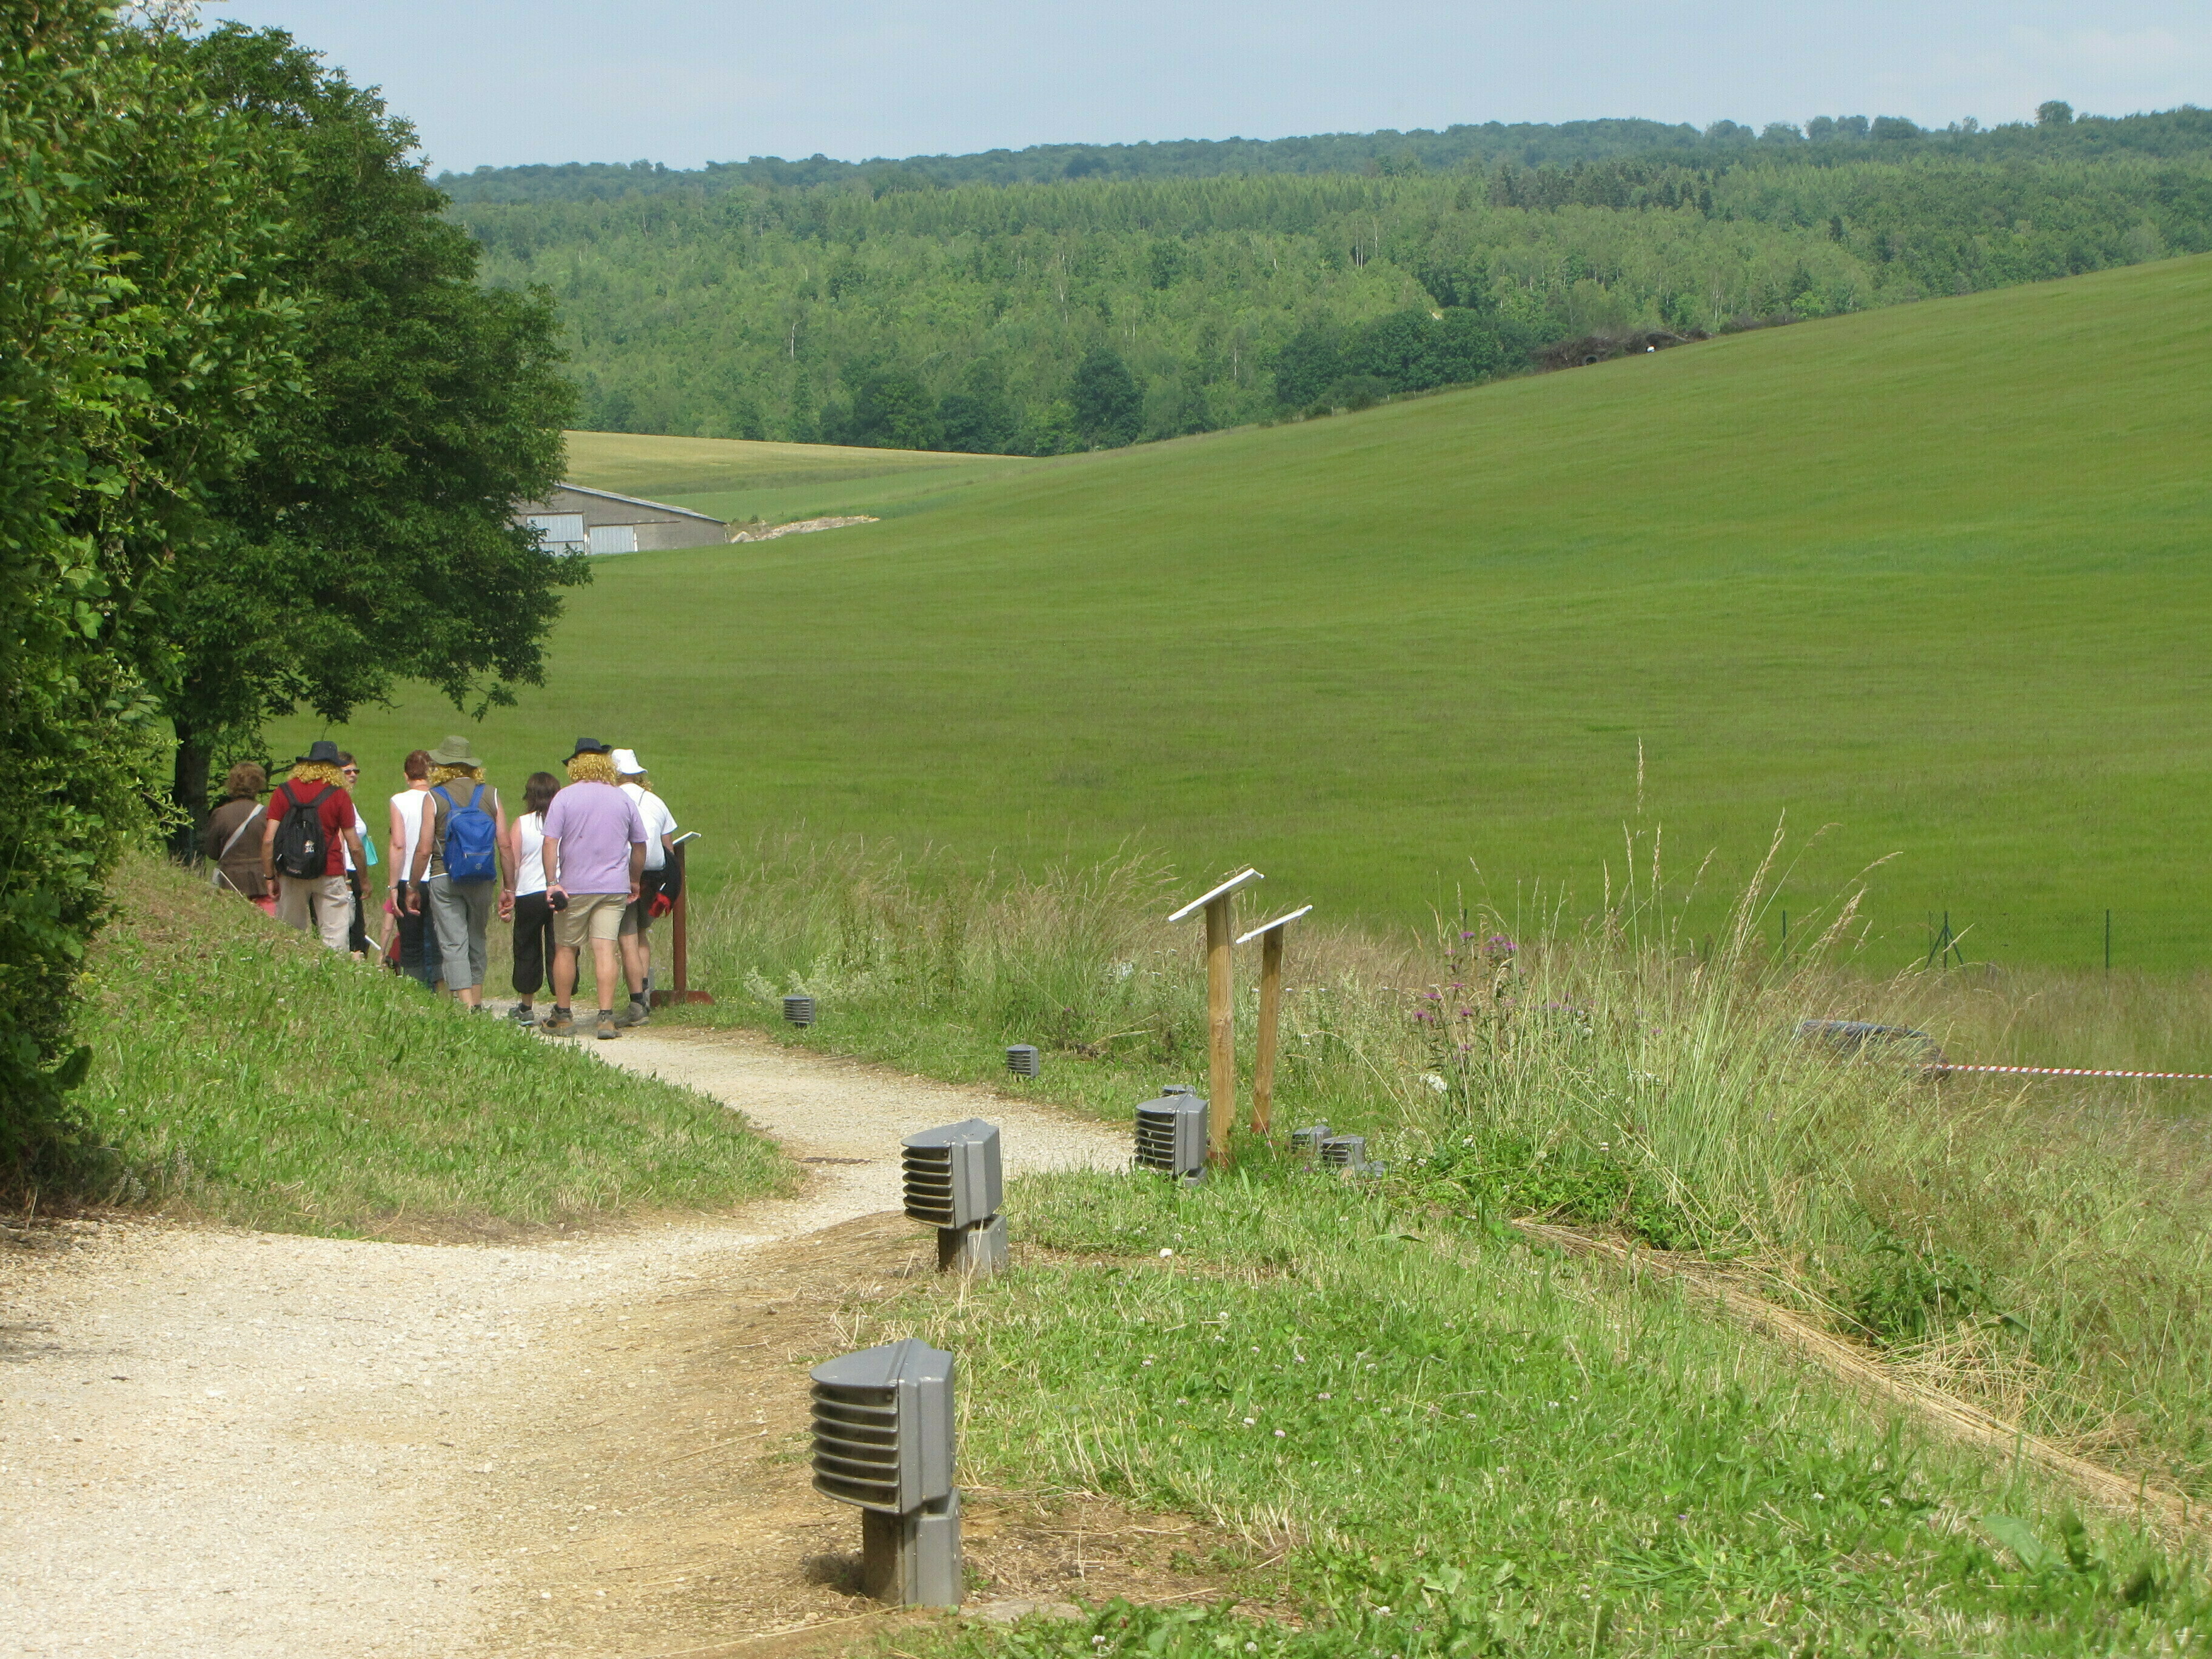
[
  {"xmin": 67, "ymin": 854, "xmax": 793, "ymax": 1236},
  {"xmin": 561, "ymin": 428, "xmax": 1034, "ymax": 526},
  {"xmin": 283, "ymin": 255, "xmax": 2212, "ymax": 972},
  {"xmin": 875, "ymin": 1165, "xmax": 2211, "ymax": 1655}
]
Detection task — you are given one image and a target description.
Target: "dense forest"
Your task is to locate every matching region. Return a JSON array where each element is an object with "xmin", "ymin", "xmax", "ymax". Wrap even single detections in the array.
[
  {"xmin": 451, "ymin": 106, "xmax": 2212, "ymax": 452},
  {"xmin": 439, "ymin": 103, "xmax": 2212, "ymax": 201}
]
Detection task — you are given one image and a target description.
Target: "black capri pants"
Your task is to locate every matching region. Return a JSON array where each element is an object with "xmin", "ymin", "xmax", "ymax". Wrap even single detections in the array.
[{"xmin": 511, "ymin": 890, "xmax": 557, "ymax": 996}]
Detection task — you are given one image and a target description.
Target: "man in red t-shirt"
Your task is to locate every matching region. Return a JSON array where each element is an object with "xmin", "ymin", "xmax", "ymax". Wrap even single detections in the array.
[{"xmin": 260, "ymin": 740, "xmax": 367, "ymax": 953}]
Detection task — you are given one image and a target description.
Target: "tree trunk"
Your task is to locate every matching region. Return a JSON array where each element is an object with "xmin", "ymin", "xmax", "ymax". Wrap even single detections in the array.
[{"xmin": 170, "ymin": 722, "xmax": 213, "ymax": 860}]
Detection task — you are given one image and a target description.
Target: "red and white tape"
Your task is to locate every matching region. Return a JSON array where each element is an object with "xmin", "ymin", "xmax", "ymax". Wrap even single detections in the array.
[{"xmin": 1941, "ymin": 1062, "xmax": 2212, "ymax": 1081}]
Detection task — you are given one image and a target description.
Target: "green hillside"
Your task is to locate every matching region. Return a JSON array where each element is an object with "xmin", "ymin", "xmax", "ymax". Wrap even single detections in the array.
[
  {"xmin": 281, "ymin": 256, "xmax": 2212, "ymax": 970},
  {"xmin": 561, "ymin": 428, "xmax": 1033, "ymax": 525}
]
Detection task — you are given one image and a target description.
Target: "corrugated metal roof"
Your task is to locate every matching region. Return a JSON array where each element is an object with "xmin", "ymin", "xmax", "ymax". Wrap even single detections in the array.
[{"xmin": 531, "ymin": 483, "xmax": 725, "ymax": 525}]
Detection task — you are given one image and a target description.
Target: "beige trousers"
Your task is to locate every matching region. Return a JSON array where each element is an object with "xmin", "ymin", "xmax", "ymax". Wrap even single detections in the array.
[{"xmin": 276, "ymin": 874, "xmax": 353, "ymax": 953}]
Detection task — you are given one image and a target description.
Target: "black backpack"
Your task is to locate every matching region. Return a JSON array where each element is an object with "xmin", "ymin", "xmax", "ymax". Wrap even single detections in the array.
[{"xmin": 272, "ymin": 782, "xmax": 333, "ymax": 879}]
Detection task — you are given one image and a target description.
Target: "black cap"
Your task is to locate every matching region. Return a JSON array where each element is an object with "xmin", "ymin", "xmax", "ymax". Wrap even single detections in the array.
[
  {"xmin": 567, "ymin": 737, "xmax": 612, "ymax": 760},
  {"xmin": 298, "ymin": 740, "xmax": 343, "ymax": 766}
]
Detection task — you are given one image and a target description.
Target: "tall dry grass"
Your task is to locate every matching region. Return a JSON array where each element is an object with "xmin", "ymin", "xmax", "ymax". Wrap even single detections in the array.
[{"xmin": 683, "ymin": 828, "xmax": 2212, "ymax": 1496}]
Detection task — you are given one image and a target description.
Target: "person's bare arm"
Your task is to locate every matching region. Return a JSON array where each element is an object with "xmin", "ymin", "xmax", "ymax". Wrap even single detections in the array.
[
  {"xmin": 494, "ymin": 793, "xmax": 514, "ymax": 893},
  {"xmin": 543, "ymin": 833, "xmax": 564, "ymax": 902},
  {"xmin": 261, "ymin": 813, "xmax": 279, "ymax": 886},
  {"xmin": 628, "ymin": 842, "xmax": 645, "ymax": 905},
  {"xmin": 388, "ymin": 797, "xmax": 409, "ymax": 903},
  {"xmin": 411, "ymin": 799, "xmax": 433, "ymax": 884},
  {"xmin": 342, "ymin": 825, "xmax": 366, "ymax": 871}
]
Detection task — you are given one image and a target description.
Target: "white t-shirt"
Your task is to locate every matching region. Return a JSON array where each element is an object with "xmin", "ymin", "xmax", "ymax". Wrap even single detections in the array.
[
  {"xmin": 619, "ymin": 783, "xmax": 678, "ymax": 870},
  {"xmin": 390, "ymin": 789, "xmax": 434, "ymax": 881},
  {"xmin": 514, "ymin": 813, "xmax": 548, "ymax": 897},
  {"xmin": 341, "ymin": 808, "xmax": 369, "ymax": 873}
]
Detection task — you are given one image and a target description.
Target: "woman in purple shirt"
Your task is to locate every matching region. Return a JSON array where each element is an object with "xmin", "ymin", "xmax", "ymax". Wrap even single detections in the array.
[{"xmin": 538, "ymin": 738, "xmax": 646, "ymax": 1040}]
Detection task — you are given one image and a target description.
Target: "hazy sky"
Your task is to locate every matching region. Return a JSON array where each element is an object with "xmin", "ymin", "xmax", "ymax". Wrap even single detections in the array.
[{"xmin": 206, "ymin": 0, "xmax": 2212, "ymax": 174}]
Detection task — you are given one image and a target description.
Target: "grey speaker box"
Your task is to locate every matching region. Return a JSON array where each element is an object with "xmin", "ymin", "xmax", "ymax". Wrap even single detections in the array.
[
  {"xmin": 902, "ymin": 1119, "xmax": 1007, "ymax": 1275},
  {"xmin": 1135, "ymin": 1087, "xmax": 1207, "ymax": 1182},
  {"xmin": 1319, "ymin": 1133, "xmax": 1369, "ymax": 1172},
  {"xmin": 810, "ymin": 1338, "xmax": 960, "ymax": 1606}
]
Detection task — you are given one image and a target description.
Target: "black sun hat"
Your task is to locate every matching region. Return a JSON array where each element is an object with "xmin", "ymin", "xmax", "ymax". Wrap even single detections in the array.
[
  {"xmin": 296, "ymin": 740, "xmax": 343, "ymax": 766},
  {"xmin": 567, "ymin": 737, "xmax": 612, "ymax": 762}
]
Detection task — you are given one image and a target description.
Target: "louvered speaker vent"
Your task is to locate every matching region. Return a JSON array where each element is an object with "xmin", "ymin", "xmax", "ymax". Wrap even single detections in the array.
[
  {"xmin": 902, "ymin": 1119, "xmax": 1007, "ymax": 1273},
  {"xmin": 1005, "ymin": 1044, "xmax": 1040, "ymax": 1077},
  {"xmin": 1135, "ymin": 1087, "xmax": 1207, "ymax": 1180},
  {"xmin": 809, "ymin": 1338, "xmax": 960, "ymax": 1606},
  {"xmin": 1319, "ymin": 1133, "xmax": 1367, "ymax": 1171},
  {"xmin": 783, "ymin": 994, "xmax": 816, "ymax": 1027},
  {"xmin": 1290, "ymin": 1123, "xmax": 1332, "ymax": 1154}
]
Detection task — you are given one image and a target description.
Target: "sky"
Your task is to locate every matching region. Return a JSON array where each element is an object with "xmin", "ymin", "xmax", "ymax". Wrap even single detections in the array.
[{"xmin": 204, "ymin": 0, "xmax": 2212, "ymax": 175}]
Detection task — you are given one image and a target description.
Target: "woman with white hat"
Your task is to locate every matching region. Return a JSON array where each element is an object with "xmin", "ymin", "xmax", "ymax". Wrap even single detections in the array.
[{"xmin": 611, "ymin": 748, "xmax": 679, "ymax": 1028}]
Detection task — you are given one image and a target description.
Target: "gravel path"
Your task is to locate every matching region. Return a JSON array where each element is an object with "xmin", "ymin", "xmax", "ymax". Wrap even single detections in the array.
[{"xmin": 0, "ymin": 1027, "xmax": 1127, "ymax": 1658}]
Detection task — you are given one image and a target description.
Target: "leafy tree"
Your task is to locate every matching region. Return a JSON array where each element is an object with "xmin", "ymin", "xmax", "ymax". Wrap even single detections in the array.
[
  {"xmin": 164, "ymin": 26, "xmax": 580, "ymax": 836},
  {"xmin": 1, "ymin": 2, "xmax": 290, "ymax": 1179},
  {"xmin": 2039, "ymin": 101, "xmax": 2076, "ymax": 129},
  {"xmin": 937, "ymin": 367, "xmax": 1020, "ymax": 454},
  {"xmin": 841, "ymin": 366, "xmax": 942, "ymax": 449},
  {"xmin": 1070, "ymin": 347, "xmax": 1143, "ymax": 447},
  {"xmin": 1274, "ymin": 324, "xmax": 1346, "ymax": 409}
]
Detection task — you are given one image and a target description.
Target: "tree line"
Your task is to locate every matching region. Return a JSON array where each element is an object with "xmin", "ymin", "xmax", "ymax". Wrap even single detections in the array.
[
  {"xmin": 1, "ymin": 8, "xmax": 572, "ymax": 1188},
  {"xmin": 455, "ymin": 148, "xmax": 2212, "ymax": 453},
  {"xmin": 437, "ymin": 101, "xmax": 2212, "ymax": 203}
]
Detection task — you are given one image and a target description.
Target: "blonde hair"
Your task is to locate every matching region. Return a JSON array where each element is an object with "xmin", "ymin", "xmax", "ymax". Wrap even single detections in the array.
[
  {"xmin": 428, "ymin": 763, "xmax": 484, "ymax": 789},
  {"xmin": 289, "ymin": 762, "xmax": 346, "ymax": 789},
  {"xmin": 566, "ymin": 752, "xmax": 618, "ymax": 786}
]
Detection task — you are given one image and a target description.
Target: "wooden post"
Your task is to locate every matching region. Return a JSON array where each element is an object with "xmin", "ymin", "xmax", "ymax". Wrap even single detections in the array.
[
  {"xmin": 1205, "ymin": 897, "xmax": 1234, "ymax": 1167},
  {"xmin": 1252, "ymin": 927, "xmax": 1284, "ymax": 1136},
  {"xmin": 1167, "ymin": 868, "xmax": 1264, "ymax": 1170},
  {"xmin": 650, "ymin": 833, "xmax": 715, "ymax": 1007},
  {"xmin": 671, "ymin": 839, "xmax": 691, "ymax": 1000},
  {"xmin": 1236, "ymin": 905, "xmax": 1312, "ymax": 1140}
]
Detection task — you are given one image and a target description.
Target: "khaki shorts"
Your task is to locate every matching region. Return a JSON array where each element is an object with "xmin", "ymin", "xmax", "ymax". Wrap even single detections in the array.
[{"xmin": 554, "ymin": 891, "xmax": 627, "ymax": 950}]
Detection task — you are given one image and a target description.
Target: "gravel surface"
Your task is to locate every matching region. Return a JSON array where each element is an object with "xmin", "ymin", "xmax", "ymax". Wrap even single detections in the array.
[{"xmin": 0, "ymin": 1025, "xmax": 1127, "ymax": 1658}]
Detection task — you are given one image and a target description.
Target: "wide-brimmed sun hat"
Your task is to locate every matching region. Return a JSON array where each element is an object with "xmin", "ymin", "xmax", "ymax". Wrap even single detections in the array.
[
  {"xmin": 567, "ymin": 737, "xmax": 612, "ymax": 761},
  {"xmin": 611, "ymin": 748, "xmax": 645, "ymax": 776},
  {"xmin": 427, "ymin": 735, "xmax": 482, "ymax": 768},
  {"xmin": 297, "ymin": 739, "xmax": 343, "ymax": 766}
]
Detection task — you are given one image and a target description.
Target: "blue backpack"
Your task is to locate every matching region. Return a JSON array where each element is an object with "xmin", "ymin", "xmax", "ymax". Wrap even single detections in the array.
[{"xmin": 435, "ymin": 783, "xmax": 498, "ymax": 883}]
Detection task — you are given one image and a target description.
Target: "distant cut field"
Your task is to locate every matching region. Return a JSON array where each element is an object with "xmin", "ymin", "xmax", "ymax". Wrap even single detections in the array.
[
  {"xmin": 283, "ymin": 256, "xmax": 2212, "ymax": 971},
  {"xmin": 561, "ymin": 429, "xmax": 1034, "ymax": 526}
]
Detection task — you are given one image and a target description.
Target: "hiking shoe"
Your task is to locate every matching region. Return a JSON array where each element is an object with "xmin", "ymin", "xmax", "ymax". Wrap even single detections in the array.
[
  {"xmin": 616, "ymin": 1000, "xmax": 649, "ymax": 1028},
  {"xmin": 541, "ymin": 1008, "xmax": 576, "ymax": 1037},
  {"xmin": 595, "ymin": 1012, "xmax": 620, "ymax": 1041},
  {"xmin": 508, "ymin": 1004, "xmax": 537, "ymax": 1027}
]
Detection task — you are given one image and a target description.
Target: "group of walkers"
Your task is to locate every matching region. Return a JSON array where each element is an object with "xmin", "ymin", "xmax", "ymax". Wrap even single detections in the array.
[{"xmin": 206, "ymin": 736, "xmax": 682, "ymax": 1041}]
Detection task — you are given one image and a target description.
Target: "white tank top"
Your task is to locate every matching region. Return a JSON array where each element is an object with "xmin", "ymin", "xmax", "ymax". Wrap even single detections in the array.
[
  {"xmin": 390, "ymin": 789, "xmax": 435, "ymax": 880},
  {"xmin": 515, "ymin": 813, "xmax": 548, "ymax": 896}
]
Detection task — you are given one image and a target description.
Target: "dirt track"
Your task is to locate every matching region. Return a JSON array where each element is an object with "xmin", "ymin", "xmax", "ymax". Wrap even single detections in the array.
[{"xmin": 0, "ymin": 1028, "xmax": 1148, "ymax": 1658}]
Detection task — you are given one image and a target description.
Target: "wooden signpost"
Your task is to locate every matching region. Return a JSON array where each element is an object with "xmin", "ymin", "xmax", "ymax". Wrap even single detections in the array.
[
  {"xmin": 1168, "ymin": 868, "xmax": 1264, "ymax": 1167},
  {"xmin": 650, "ymin": 831, "xmax": 716, "ymax": 1008},
  {"xmin": 1236, "ymin": 905, "xmax": 1313, "ymax": 1137}
]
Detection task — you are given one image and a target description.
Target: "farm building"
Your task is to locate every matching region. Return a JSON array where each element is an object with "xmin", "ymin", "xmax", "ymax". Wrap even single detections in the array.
[{"xmin": 514, "ymin": 484, "xmax": 726, "ymax": 555}]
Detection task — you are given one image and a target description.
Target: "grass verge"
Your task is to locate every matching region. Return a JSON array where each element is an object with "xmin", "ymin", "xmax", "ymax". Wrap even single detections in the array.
[
  {"xmin": 63, "ymin": 852, "xmax": 794, "ymax": 1236},
  {"xmin": 868, "ymin": 1161, "xmax": 2209, "ymax": 1656},
  {"xmin": 659, "ymin": 833, "xmax": 2212, "ymax": 1508}
]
